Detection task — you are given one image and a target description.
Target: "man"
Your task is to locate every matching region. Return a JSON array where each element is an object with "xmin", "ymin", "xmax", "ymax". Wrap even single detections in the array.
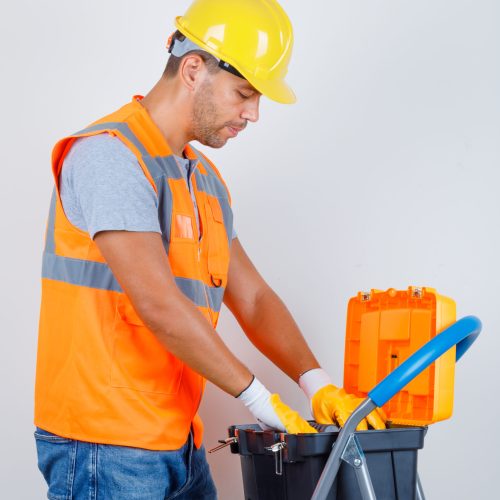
[{"xmin": 35, "ymin": 0, "xmax": 386, "ymax": 498}]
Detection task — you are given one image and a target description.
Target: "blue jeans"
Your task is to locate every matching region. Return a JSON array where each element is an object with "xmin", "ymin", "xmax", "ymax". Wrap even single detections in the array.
[{"xmin": 34, "ymin": 428, "xmax": 217, "ymax": 500}]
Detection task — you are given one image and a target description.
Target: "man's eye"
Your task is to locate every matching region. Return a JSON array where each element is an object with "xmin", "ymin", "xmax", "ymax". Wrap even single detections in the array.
[{"xmin": 238, "ymin": 91, "xmax": 251, "ymax": 99}]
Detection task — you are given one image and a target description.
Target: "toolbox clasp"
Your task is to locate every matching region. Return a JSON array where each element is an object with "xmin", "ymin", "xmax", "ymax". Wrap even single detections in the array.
[{"xmin": 265, "ymin": 441, "xmax": 287, "ymax": 476}]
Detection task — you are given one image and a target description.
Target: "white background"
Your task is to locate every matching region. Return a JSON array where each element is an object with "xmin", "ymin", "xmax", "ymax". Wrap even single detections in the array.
[{"xmin": 1, "ymin": 0, "xmax": 499, "ymax": 498}]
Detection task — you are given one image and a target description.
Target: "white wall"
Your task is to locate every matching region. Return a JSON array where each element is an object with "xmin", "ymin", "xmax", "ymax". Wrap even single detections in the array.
[{"xmin": 1, "ymin": 1, "xmax": 498, "ymax": 498}]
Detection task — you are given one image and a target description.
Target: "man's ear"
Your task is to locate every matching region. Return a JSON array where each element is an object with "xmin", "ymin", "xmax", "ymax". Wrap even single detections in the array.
[{"xmin": 179, "ymin": 54, "xmax": 206, "ymax": 92}]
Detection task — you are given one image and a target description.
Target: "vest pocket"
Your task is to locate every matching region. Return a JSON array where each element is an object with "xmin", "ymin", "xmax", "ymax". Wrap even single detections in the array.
[
  {"xmin": 206, "ymin": 196, "xmax": 230, "ymax": 288},
  {"xmin": 110, "ymin": 296, "xmax": 184, "ymax": 395},
  {"xmin": 173, "ymin": 213, "xmax": 195, "ymax": 240}
]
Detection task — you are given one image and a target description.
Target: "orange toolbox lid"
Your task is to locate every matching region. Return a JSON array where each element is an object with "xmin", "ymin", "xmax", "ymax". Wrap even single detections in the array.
[{"xmin": 343, "ymin": 286, "xmax": 456, "ymax": 426}]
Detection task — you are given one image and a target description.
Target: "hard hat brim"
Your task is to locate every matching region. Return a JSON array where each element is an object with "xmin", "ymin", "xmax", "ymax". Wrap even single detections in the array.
[
  {"xmin": 174, "ymin": 17, "xmax": 296, "ymax": 104},
  {"xmin": 245, "ymin": 74, "xmax": 296, "ymax": 104}
]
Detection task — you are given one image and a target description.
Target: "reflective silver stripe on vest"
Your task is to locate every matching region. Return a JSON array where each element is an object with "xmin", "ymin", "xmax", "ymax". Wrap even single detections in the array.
[
  {"xmin": 192, "ymin": 170, "xmax": 233, "ymax": 243},
  {"xmin": 42, "ymin": 253, "xmax": 123, "ymax": 292},
  {"xmin": 42, "ymin": 253, "xmax": 223, "ymax": 309},
  {"xmin": 75, "ymin": 123, "xmax": 171, "ymax": 183},
  {"xmin": 75, "ymin": 123, "xmax": 197, "ymax": 187},
  {"xmin": 73, "ymin": 124, "xmax": 186, "ymax": 256},
  {"xmin": 44, "ymin": 188, "xmax": 57, "ymax": 253},
  {"xmin": 74, "ymin": 126, "xmax": 231, "ymax": 205},
  {"xmin": 175, "ymin": 277, "xmax": 225, "ymax": 310},
  {"xmin": 190, "ymin": 146, "xmax": 231, "ymax": 199},
  {"xmin": 215, "ymin": 196, "xmax": 233, "ymax": 243},
  {"xmin": 190, "ymin": 147, "xmax": 234, "ymax": 242},
  {"xmin": 206, "ymin": 284, "xmax": 225, "ymax": 312},
  {"xmin": 143, "ymin": 155, "xmax": 184, "ymax": 183},
  {"xmin": 74, "ymin": 122, "xmax": 149, "ymax": 156},
  {"xmin": 155, "ymin": 180, "xmax": 173, "ymax": 255}
]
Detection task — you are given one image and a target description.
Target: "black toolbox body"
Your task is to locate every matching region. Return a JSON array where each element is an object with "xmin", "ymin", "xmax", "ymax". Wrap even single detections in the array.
[{"xmin": 228, "ymin": 424, "xmax": 427, "ymax": 500}]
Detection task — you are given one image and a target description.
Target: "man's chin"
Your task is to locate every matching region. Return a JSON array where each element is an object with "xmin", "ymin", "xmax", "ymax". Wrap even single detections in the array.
[{"xmin": 198, "ymin": 135, "xmax": 228, "ymax": 149}]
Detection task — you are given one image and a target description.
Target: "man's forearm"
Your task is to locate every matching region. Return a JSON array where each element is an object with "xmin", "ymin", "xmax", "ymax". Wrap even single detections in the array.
[
  {"xmin": 94, "ymin": 231, "xmax": 252, "ymax": 397},
  {"xmin": 235, "ymin": 285, "xmax": 321, "ymax": 382},
  {"xmin": 135, "ymin": 288, "xmax": 253, "ymax": 397}
]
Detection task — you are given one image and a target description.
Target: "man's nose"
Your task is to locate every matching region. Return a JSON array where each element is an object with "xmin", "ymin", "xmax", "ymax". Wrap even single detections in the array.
[{"xmin": 241, "ymin": 95, "xmax": 260, "ymax": 123}]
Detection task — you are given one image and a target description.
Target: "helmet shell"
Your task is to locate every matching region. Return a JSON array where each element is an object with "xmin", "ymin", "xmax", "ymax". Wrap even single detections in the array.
[{"xmin": 175, "ymin": 0, "xmax": 295, "ymax": 104}]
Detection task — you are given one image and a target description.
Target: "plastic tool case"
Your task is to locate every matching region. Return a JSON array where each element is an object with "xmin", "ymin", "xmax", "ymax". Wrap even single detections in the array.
[
  {"xmin": 227, "ymin": 424, "xmax": 426, "ymax": 500},
  {"xmin": 219, "ymin": 287, "xmax": 481, "ymax": 500}
]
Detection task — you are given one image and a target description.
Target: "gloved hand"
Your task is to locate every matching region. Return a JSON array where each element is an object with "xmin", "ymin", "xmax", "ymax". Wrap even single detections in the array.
[
  {"xmin": 299, "ymin": 368, "xmax": 386, "ymax": 431},
  {"xmin": 237, "ymin": 376, "xmax": 317, "ymax": 434}
]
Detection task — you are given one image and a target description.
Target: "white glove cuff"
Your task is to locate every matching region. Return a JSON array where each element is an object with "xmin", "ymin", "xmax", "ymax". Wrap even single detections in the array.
[
  {"xmin": 236, "ymin": 376, "xmax": 285, "ymax": 431},
  {"xmin": 299, "ymin": 368, "xmax": 332, "ymax": 400},
  {"xmin": 237, "ymin": 376, "xmax": 270, "ymax": 408}
]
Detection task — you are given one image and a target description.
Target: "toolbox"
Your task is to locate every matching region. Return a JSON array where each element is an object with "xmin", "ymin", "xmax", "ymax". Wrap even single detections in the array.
[
  {"xmin": 215, "ymin": 288, "xmax": 481, "ymax": 499},
  {"xmin": 227, "ymin": 424, "xmax": 426, "ymax": 500}
]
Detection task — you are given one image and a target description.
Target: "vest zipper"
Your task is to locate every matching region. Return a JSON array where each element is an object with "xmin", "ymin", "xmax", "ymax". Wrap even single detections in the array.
[
  {"xmin": 191, "ymin": 172, "xmax": 213, "ymax": 325},
  {"xmin": 200, "ymin": 244, "xmax": 214, "ymax": 324}
]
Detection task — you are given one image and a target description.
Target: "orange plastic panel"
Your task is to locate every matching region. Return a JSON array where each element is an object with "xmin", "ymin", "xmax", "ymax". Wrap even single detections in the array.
[{"xmin": 343, "ymin": 287, "xmax": 456, "ymax": 426}]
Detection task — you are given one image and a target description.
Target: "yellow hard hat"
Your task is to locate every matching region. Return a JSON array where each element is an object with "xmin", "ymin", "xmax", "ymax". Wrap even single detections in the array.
[{"xmin": 174, "ymin": 0, "xmax": 296, "ymax": 104}]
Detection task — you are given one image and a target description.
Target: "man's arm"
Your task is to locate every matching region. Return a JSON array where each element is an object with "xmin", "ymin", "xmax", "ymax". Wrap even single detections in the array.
[
  {"xmin": 94, "ymin": 230, "xmax": 318, "ymax": 433},
  {"xmin": 223, "ymin": 238, "xmax": 321, "ymax": 382},
  {"xmin": 223, "ymin": 238, "xmax": 387, "ymax": 430},
  {"xmin": 94, "ymin": 230, "xmax": 252, "ymax": 396}
]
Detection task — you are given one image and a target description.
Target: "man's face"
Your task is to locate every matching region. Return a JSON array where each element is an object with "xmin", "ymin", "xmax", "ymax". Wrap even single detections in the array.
[{"xmin": 192, "ymin": 69, "xmax": 261, "ymax": 148}]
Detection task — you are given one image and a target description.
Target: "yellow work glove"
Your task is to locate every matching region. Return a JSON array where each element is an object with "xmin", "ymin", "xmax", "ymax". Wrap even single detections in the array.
[
  {"xmin": 299, "ymin": 368, "xmax": 386, "ymax": 431},
  {"xmin": 237, "ymin": 376, "xmax": 317, "ymax": 434},
  {"xmin": 269, "ymin": 394, "xmax": 318, "ymax": 434},
  {"xmin": 312, "ymin": 384, "xmax": 386, "ymax": 431}
]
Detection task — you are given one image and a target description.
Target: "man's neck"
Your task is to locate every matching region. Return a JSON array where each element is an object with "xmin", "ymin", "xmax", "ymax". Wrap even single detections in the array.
[{"xmin": 140, "ymin": 78, "xmax": 193, "ymax": 157}]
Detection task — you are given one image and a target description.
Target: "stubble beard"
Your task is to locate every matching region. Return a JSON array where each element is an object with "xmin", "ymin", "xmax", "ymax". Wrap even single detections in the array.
[{"xmin": 192, "ymin": 80, "xmax": 227, "ymax": 149}]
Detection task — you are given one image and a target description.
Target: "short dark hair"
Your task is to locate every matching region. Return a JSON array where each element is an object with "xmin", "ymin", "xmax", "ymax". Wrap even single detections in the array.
[{"xmin": 163, "ymin": 31, "xmax": 220, "ymax": 79}]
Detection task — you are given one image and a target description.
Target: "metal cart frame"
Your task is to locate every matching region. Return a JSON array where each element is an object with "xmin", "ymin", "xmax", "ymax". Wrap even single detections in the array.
[{"xmin": 311, "ymin": 315, "xmax": 481, "ymax": 500}]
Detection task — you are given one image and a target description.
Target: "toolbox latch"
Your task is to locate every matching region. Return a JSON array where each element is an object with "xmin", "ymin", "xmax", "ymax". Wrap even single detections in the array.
[{"xmin": 265, "ymin": 441, "xmax": 287, "ymax": 476}]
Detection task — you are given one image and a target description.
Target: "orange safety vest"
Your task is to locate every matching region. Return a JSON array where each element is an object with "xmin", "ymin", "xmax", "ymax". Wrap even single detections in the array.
[{"xmin": 35, "ymin": 97, "xmax": 233, "ymax": 450}]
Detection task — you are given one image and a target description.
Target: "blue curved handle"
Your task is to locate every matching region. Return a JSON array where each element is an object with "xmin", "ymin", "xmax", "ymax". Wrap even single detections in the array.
[{"xmin": 368, "ymin": 316, "xmax": 482, "ymax": 407}]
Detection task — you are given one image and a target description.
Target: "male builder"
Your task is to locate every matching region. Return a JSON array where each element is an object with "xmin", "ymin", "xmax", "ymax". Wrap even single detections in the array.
[{"xmin": 35, "ymin": 0, "xmax": 386, "ymax": 498}]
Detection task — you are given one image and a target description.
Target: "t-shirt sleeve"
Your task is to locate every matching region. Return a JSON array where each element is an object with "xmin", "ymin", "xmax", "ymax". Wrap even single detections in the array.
[{"xmin": 60, "ymin": 134, "xmax": 161, "ymax": 239}]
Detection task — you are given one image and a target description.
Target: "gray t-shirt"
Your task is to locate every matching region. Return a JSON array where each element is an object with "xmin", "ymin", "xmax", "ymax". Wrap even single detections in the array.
[{"xmin": 59, "ymin": 134, "xmax": 236, "ymax": 240}]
